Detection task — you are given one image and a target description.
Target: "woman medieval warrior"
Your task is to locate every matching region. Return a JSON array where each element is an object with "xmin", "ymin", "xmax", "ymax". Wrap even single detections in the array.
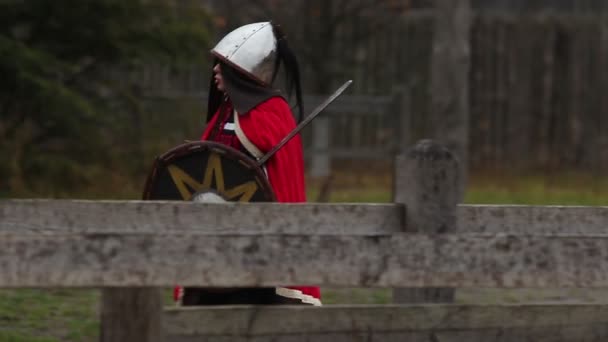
[{"xmin": 175, "ymin": 22, "xmax": 321, "ymax": 306}]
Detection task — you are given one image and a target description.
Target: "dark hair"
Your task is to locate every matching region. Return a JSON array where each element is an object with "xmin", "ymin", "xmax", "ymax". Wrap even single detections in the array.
[
  {"xmin": 271, "ymin": 22, "xmax": 304, "ymax": 122},
  {"xmin": 205, "ymin": 57, "xmax": 223, "ymax": 124}
]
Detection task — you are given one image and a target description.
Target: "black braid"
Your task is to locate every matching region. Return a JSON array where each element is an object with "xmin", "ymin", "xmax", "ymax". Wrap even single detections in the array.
[{"xmin": 271, "ymin": 22, "xmax": 304, "ymax": 122}]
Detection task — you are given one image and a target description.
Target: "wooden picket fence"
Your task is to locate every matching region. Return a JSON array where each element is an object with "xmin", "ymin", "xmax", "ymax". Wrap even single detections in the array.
[{"xmin": 2, "ymin": 140, "xmax": 608, "ymax": 342}]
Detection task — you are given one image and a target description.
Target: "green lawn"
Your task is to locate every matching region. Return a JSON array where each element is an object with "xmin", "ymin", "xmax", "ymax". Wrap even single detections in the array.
[
  {"xmin": 0, "ymin": 290, "xmax": 98, "ymax": 342},
  {"xmin": 1, "ymin": 171, "xmax": 607, "ymax": 341},
  {"xmin": 465, "ymin": 171, "xmax": 608, "ymax": 205}
]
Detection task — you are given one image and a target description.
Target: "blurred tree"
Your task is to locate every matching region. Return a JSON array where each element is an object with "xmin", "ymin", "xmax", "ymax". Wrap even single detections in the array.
[
  {"xmin": 428, "ymin": 0, "xmax": 471, "ymax": 197},
  {"xmin": 0, "ymin": 0, "xmax": 211, "ymax": 196}
]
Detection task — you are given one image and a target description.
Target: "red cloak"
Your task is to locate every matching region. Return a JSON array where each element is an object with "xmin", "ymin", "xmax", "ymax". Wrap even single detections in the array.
[{"xmin": 195, "ymin": 96, "xmax": 321, "ymax": 304}]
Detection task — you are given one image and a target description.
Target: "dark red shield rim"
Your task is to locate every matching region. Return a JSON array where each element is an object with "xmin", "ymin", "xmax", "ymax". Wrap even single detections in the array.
[{"xmin": 141, "ymin": 141, "xmax": 276, "ymax": 201}]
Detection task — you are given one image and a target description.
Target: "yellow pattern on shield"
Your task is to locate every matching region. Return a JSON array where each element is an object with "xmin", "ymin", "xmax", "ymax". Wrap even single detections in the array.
[{"xmin": 167, "ymin": 153, "xmax": 259, "ymax": 202}]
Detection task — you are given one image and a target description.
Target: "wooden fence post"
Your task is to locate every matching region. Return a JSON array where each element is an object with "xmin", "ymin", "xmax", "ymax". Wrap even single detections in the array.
[
  {"xmin": 100, "ymin": 288, "xmax": 164, "ymax": 342},
  {"xmin": 310, "ymin": 116, "xmax": 331, "ymax": 178},
  {"xmin": 392, "ymin": 139, "xmax": 461, "ymax": 303},
  {"xmin": 392, "ymin": 85, "xmax": 411, "ymax": 153}
]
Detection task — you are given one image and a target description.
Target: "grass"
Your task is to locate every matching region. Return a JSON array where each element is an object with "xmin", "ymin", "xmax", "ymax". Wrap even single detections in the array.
[
  {"xmin": 1, "ymin": 169, "xmax": 607, "ymax": 341},
  {"xmin": 307, "ymin": 168, "xmax": 608, "ymax": 206},
  {"xmin": 0, "ymin": 290, "xmax": 98, "ymax": 342},
  {"xmin": 465, "ymin": 169, "xmax": 608, "ymax": 206}
]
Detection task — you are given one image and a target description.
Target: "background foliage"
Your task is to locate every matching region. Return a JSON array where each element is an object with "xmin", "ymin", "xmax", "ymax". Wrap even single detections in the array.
[{"xmin": 0, "ymin": 0, "xmax": 211, "ymax": 198}]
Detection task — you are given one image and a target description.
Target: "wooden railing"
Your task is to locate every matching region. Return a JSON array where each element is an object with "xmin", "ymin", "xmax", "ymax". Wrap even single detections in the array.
[{"xmin": 2, "ymin": 140, "xmax": 607, "ymax": 342}]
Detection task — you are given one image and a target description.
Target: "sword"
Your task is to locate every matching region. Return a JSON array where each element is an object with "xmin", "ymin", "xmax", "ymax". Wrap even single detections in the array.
[{"xmin": 256, "ymin": 80, "xmax": 353, "ymax": 167}]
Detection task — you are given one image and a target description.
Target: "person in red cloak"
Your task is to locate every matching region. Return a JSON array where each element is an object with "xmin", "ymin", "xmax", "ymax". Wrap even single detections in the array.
[{"xmin": 174, "ymin": 21, "xmax": 321, "ymax": 306}]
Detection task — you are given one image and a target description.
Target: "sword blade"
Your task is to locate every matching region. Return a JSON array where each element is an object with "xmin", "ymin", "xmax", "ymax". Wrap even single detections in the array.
[{"xmin": 257, "ymin": 80, "xmax": 353, "ymax": 166}]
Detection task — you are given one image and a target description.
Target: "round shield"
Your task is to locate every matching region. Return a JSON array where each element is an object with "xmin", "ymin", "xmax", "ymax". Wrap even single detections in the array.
[{"xmin": 142, "ymin": 141, "xmax": 275, "ymax": 202}]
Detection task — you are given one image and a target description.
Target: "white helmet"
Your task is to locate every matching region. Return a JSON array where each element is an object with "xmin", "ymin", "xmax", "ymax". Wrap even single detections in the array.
[{"xmin": 211, "ymin": 22, "xmax": 277, "ymax": 85}]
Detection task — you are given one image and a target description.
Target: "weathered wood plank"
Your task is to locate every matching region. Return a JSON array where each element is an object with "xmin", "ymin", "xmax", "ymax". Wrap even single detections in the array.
[
  {"xmin": 1, "ymin": 232, "xmax": 608, "ymax": 288},
  {"xmin": 4, "ymin": 200, "xmax": 608, "ymax": 235},
  {"xmin": 164, "ymin": 303, "xmax": 608, "ymax": 338},
  {"xmin": 319, "ymin": 147, "xmax": 396, "ymax": 159},
  {"xmin": 0, "ymin": 199, "xmax": 402, "ymax": 235},
  {"xmin": 144, "ymin": 92, "xmax": 393, "ymax": 115},
  {"xmin": 165, "ymin": 324, "xmax": 608, "ymax": 342},
  {"xmin": 458, "ymin": 205, "xmax": 608, "ymax": 234},
  {"xmin": 303, "ymin": 94, "xmax": 392, "ymax": 115}
]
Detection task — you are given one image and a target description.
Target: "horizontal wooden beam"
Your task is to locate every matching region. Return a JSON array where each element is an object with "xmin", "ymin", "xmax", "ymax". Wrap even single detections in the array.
[
  {"xmin": 3, "ymin": 200, "xmax": 608, "ymax": 235},
  {"xmin": 1, "ymin": 232, "xmax": 608, "ymax": 288},
  {"xmin": 144, "ymin": 91, "xmax": 394, "ymax": 115},
  {"xmin": 0, "ymin": 199, "xmax": 402, "ymax": 235},
  {"xmin": 458, "ymin": 205, "xmax": 608, "ymax": 234},
  {"xmin": 307, "ymin": 147, "xmax": 395, "ymax": 159},
  {"xmin": 164, "ymin": 303, "xmax": 608, "ymax": 340},
  {"xmin": 303, "ymin": 94, "xmax": 392, "ymax": 115}
]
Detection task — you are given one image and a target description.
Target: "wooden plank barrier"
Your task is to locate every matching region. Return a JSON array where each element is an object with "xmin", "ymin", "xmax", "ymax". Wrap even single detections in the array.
[
  {"xmin": 1, "ymin": 140, "xmax": 607, "ymax": 342},
  {"xmin": 164, "ymin": 303, "xmax": 608, "ymax": 342},
  {"xmin": 0, "ymin": 231, "xmax": 607, "ymax": 288},
  {"xmin": 2, "ymin": 200, "xmax": 606, "ymax": 235}
]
